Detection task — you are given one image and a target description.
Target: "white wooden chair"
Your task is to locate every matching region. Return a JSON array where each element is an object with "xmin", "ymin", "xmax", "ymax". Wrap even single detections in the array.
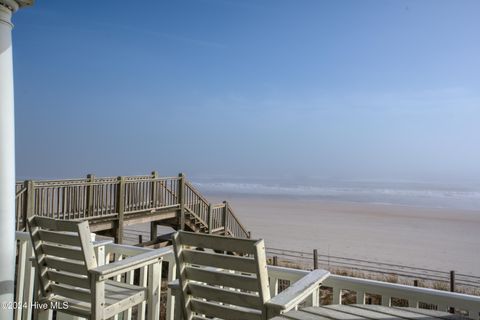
[
  {"xmin": 27, "ymin": 216, "xmax": 164, "ymax": 320},
  {"xmin": 169, "ymin": 231, "xmax": 330, "ymax": 320}
]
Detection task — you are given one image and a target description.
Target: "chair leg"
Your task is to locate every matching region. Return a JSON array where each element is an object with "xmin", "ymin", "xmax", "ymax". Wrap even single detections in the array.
[
  {"xmin": 56, "ymin": 312, "xmax": 85, "ymax": 320},
  {"xmin": 174, "ymin": 293, "xmax": 183, "ymax": 320},
  {"xmin": 36, "ymin": 309, "xmax": 53, "ymax": 320}
]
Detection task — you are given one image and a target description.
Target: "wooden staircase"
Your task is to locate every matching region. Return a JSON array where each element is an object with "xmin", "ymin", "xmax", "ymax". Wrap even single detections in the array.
[
  {"xmin": 15, "ymin": 172, "xmax": 250, "ymax": 240},
  {"xmin": 181, "ymin": 181, "xmax": 249, "ymax": 237}
]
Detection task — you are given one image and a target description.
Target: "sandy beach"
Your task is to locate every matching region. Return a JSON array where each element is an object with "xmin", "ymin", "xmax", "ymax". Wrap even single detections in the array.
[
  {"xmin": 204, "ymin": 195, "xmax": 480, "ymax": 275},
  {"xmin": 125, "ymin": 194, "xmax": 480, "ymax": 275}
]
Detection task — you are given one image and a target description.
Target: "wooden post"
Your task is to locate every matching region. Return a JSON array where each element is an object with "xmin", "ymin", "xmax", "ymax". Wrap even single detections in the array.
[
  {"xmin": 116, "ymin": 176, "xmax": 126, "ymax": 244},
  {"xmin": 178, "ymin": 173, "xmax": 185, "ymax": 230},
  {"xmin": 313, "ymin": 249, "xmax": 319, "ymax": 270},
  {"xmin": 150, "ymin": 222, "xmax": 157, "ymax": 242},
  {"xmin": 150, "ymin": 171, "xmax": 159, "ymax": 241},
  {"xmin": 86, "ymin": 174, "xmax": 95, "ymax": 217},
  {"xmin": 147, "ymin": 262, "xmax": 161, "ymax": 320},
  {"xmin": 223, "ymin": 201, "xmax": 228, "ymax": 235},
  {"xmin": 449, "ymin": 270, "xmax": 456, "ymax": 314},
  {"xmin": 273, "ymin": 256, "xmax": 278, "ymax": 266},
  {"xmin": 24, "ymin": 180, "xmax": 35, "ymax": 223},
  {"xmin": 450, "ymin": 270, "xmax": 455, "ymax": 292},
  {"xmin": 208, "ymin": 203, "xmax": 213, "ymax": 234},
  {"xmin": 151, "ymin": 171, "xmax": 158, "ymax": 207}
]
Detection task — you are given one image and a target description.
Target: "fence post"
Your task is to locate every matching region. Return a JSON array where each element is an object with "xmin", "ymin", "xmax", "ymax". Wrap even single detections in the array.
[
  {"xmin": 150, "ymin": 222, "xmax": 157, "ymax": 242},
  {"xmin": 413, "ymin": 280, "xmax": 419, "ymax": 287},
  {"xmin": 138, "ymin": 235, "xmax": 143, "ymax": 244},
  {"xmin": 151, "ymin": 171, "xmax": 158, "ymax": 207},
  {"xmin": 150, "ymin": 171, "xmax": 159, "ymax": 241},
  {"xmin": 273, "ymin": 256, "xmax": 278, "ymax": 266},
  {"xmin": 223, "ymin": 201, "xmax": 228, "ymax": 235},
  {"xmin": 313, "ymin": 249, "xmax": 319, "ymax": 270},
  {"xmin": 208, "ymin": 203, "xmax": 213, "ymax": 234},
  {"xmin": 24, "ymin": 180, "xmax": 35, "ymax": 226},
  {"xmin": 450, "ymin": 270, "xmax": 455, "ymax": 292},
  {"xmin": 86, "ymin": 174, "xmax": 95, "ymax": 217},
  {"xmin": 178, "ymin": 173, "xmax": 185, "ymax": 230},
  {"xmin": 449, "ymin": 270, "xmax": 456, "ymax": 314},
  {"xmin": 116, "ymin": 176, "xmax": 126, "ymax": 244}
]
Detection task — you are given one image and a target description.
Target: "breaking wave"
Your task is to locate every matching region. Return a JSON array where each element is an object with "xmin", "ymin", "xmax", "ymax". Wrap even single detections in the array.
[{"xmin": 193, "ymin": 181, "xmax": 480, "ymax": 210}]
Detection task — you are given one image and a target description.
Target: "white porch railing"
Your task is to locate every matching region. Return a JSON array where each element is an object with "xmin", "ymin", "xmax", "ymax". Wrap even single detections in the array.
[
  {"xmin": 16, "ymin": 232, "xmax": 480, "ymax": 320},
  {"xmin": 268, "ymin": 265, "xmax": 480, "ymax": 320}
]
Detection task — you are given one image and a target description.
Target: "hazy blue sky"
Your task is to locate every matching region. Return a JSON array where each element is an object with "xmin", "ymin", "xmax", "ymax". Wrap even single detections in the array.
[{"xmin": 12, "ymin": 0, "xmax": 480, "ymax": 183}]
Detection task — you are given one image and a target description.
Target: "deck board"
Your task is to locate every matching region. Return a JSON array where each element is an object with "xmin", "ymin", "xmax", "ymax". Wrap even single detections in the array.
[
  {"xmin": 272, "ymin": 305, "xmax": 464, "ymax": 320},
  {"xmin": 354, "ymin": 305, "xmax": 456, "ymax": 320},
  {"xmin": 302, "ymin": 306, "xmax": 370, "ymax": 320}
]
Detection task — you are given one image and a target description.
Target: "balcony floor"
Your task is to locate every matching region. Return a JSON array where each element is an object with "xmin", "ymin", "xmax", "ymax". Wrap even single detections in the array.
[{"xmin": 272, "ymin": 304, "xmax": 465, "ymax": 320}]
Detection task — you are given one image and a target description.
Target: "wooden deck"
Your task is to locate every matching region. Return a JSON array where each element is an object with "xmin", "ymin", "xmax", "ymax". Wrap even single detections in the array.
[
  {"xmin": 272, "ymin": 305, "xmax": 467, "ymax": 320},
  {"xmin": 15, "ymin": 172, "xmax": 250, "ymax": 243}
]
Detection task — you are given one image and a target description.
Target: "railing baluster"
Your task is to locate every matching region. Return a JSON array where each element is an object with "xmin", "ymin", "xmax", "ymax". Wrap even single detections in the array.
[
  {"xmin": 333, "ymin": 287, "xmax": 342, "ymax": 304},
  {"xmin": 138, "ymin": 265, "xmax": 148, "ymax": 320}
]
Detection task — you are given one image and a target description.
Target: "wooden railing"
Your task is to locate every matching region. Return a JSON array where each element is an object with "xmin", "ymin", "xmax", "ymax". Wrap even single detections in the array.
[
  {"xmin": 224, "ymin": 202, "xmax": 250, "ymax": 238},
  {"xmin": 268, "ymin": 265, "xmax": 480, "ymax": 319},
  {"xmin": 184, "ymin": 181, "xmax": 210, "ymax": 226},
  {"xmin": 182, "ymin": 181, "xmax": 249, "ymax": 238},
  {"xmin": 15, "ymin": 172, "xmax": 250, "ymax": 238}
]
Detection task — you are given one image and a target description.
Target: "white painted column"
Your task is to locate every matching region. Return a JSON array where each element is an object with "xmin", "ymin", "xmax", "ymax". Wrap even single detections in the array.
[
  {"xmin": 0, "ymin": 1, "xmax": 32, "ymax": 318},
  {"xmin": 0, "ymin": 6, "xmax": 17, "ymax": 319}
]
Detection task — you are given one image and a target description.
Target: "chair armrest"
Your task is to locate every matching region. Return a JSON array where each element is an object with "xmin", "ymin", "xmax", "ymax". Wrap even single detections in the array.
[
  {"xmin": 90, "ymin": 250, "xmax": 163, "ymax": 280},
  {"xmin": 265, "ymin": 269, "xmax": 330, "ymax": 315},
  {"xmin": 168, "ymin": 279, "xmax": 180, "ymax": 293},
  {"xmin": 92, "ymin": 239, "xmax": 113, "ymax": 248}
]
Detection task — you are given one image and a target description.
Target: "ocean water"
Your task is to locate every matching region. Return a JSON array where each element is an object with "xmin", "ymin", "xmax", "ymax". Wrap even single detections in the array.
[{"xmin": 193, "ymin": 178, "xmax": 480, "ymax": 211}]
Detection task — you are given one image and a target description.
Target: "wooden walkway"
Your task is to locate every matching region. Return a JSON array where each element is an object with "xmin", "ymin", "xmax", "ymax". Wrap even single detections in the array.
[
  {"xmin": 272, "ymin": 305, "xmax": 467, "ymax": 320},
  {"xmin": 15, "ymin": 172, "xmax": 250, "ymax": 243}
]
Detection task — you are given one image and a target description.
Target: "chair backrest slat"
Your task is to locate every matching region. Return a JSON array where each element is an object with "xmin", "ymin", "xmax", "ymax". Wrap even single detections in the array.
[
  {"xmin": 47, "ymin": 270, "xmax": 90, "ymax": 289},
  {"xmin": 27, "ymin": 216, "xmax": 97, "ymax": 299},
  {"xmin": 43, "ymin": 257, "xmax": 88, "ymax": 275},
  {"xmin": 189, "ymin": 299, "xmax": 262, "ymax": 320},
  {"xmin": 187, "ymin": 282, "xmax": 262, "ymax": 309},
  {"xmin": 173, "ymin": 231, "xmax": 271, "ymax": 320},
  {"xmin": 38, "ymin": 230, "xmax": 82, "ymax": 247},
  {"xmin": 178, "ymin": 231, "xmax": 257, "ymax": 255},
  {"xmin": 185, "ymin": 266, "xmax": 259, "ymax": 292},
  {"xmin": 41, "ymin": 243, "xmax": 84, "ymax": 261},
  {"xmin": 182, "ymin": 249, "xmax": 257, "ymax": 274}
]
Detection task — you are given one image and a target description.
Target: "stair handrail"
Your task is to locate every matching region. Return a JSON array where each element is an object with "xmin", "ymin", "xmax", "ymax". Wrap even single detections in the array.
[
  {"xmin": 184, "ymin": 181, "xmax": 210, "ymax": 206},
  {"xmin": 225, "ymin": 203, "xmax": 250, "ymax": 238},
  {"xmin": 184, "ymin": 181, "xmax": 249, "ymax": 238}
]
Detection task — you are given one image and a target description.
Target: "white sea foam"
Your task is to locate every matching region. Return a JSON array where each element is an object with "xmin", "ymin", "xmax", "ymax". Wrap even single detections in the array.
[{"xmin": 193, "ymin": 181, "xmax": 480, "ymax": 210}]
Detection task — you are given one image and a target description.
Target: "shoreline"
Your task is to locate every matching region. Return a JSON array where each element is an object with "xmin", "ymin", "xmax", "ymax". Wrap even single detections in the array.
[{"xmin": 206, "ymin": 191, "xmax": 480, "ymax": 213}]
